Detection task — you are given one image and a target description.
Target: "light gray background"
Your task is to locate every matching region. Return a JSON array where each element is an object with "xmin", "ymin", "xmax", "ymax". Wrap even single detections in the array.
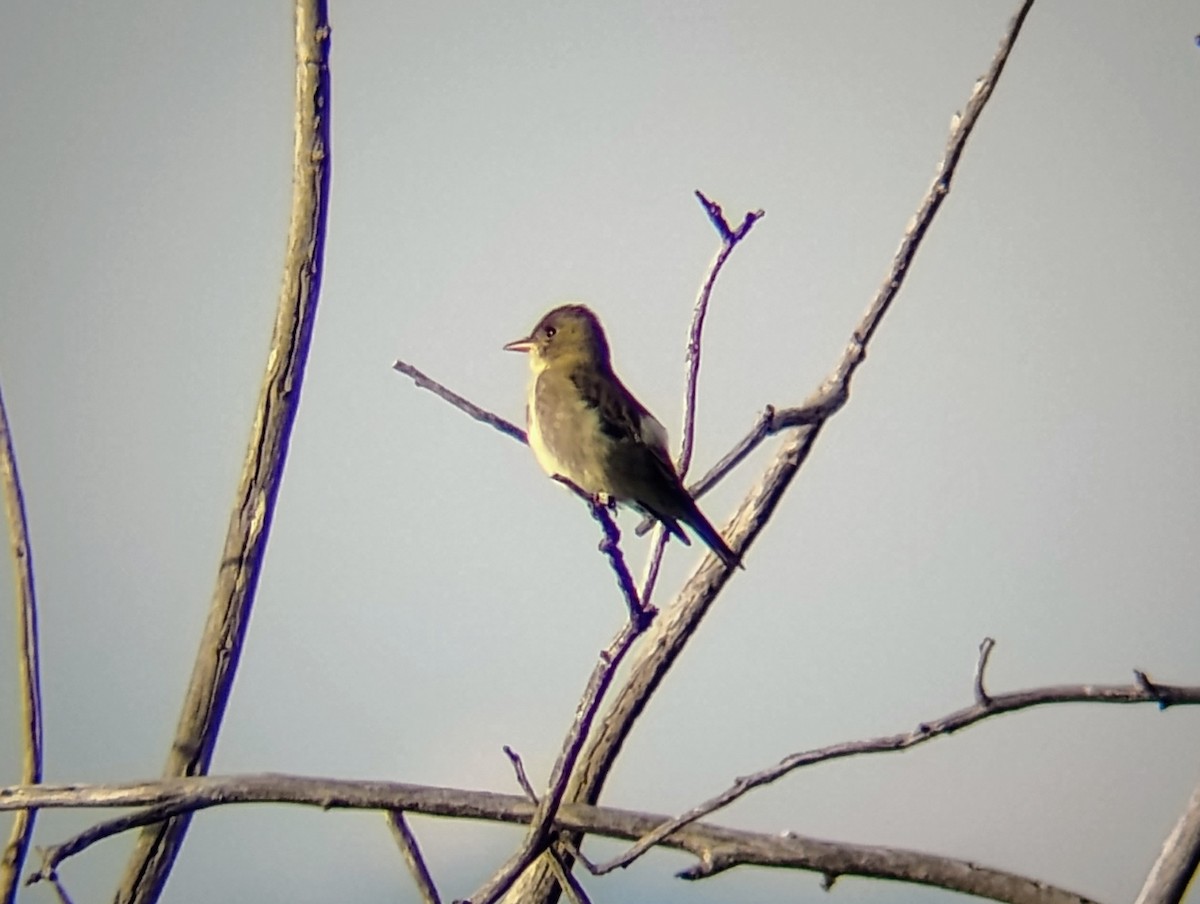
[{"xmin": 2, "ymin": 2, "xmax": 1199, "ymax": 902}]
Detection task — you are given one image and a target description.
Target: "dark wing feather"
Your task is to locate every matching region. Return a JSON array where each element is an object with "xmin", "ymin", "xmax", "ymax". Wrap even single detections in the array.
[
  {"xmin": 568, "ymin": 366, "xmax": 691, "ymax": 544},
  {"xmin": 569, "ymin": 366, "xmax": 742, "ymax": 569}
]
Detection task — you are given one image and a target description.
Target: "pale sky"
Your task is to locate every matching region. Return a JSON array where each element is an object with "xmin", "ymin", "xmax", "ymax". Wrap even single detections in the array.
[{"xmin": 2, "ymin": 3, "xmax": 1199, "ymax": 903}]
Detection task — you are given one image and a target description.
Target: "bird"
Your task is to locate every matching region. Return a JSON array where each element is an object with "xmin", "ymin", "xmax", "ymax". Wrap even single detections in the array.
[{"xmin": 504, "ymin": 304, "xmax": 741, "ymax": 569}]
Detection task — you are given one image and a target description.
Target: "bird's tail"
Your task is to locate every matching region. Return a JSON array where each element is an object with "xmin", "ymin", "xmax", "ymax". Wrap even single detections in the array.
[{"xmin": 683, "ymin": 506, "xmax": 742, "ymax": 570}]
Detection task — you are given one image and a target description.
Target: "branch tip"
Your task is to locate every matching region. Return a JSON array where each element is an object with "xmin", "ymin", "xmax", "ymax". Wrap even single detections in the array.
[
  {"xmin": 973, "ymin": 637, "xmax": 996, "ymax": 706},
  {"xmin": 503, "ymin": 746, "xmax": 538, "ymax": 803}
]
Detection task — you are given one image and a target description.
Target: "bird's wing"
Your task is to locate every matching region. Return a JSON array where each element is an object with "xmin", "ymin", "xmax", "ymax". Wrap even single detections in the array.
[
  {"xmin": 569, "ymin": 366, "xmax": 691, "ymax": 534},
  {"xmin": 570, "ymin": 368, "xmax": 673, "ymax": 462},
  {"xmin": 567, "ymin": 367, "xmax": 740, "ymax": 568}
]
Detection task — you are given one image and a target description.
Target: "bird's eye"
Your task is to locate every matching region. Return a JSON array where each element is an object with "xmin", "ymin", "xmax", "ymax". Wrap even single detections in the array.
[{"xmin": 543, "ymin": 326, "xmax": 556, "ymax": 338}]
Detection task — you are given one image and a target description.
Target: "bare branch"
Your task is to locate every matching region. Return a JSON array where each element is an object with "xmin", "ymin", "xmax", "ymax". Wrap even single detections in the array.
[
  {"xmin": 1134, "ymin": 778, "xmax": 1200, "ymax": 904},
  {"xmin": 393, "ymin": 359, "xmax": 526, "ymax": 444},
  {"xmin": 0, "ymin": 382, "xmax": 45, "ymax": 904},
  {"xmin": 3, "ymin": 773, "xmax": 1101, "ymax": 904},
  {"xmin": 386, "ymin": 812, "xmax": 442, "ymax": 904},
  {"xmin": 113, "ymin": 4, "xmax": 333, "ymax": 902},
  {"xmin": 503, "ymin": 747, "xmax": 538, "ymax": 803},
  {"xmin": 596, "ymin": 661, "xmax": 1196, "ymax": 874},
  {"xmin": 635, "ymin": 528, "xmax": 669, "ymax": 608},
  {"xmin": 677, "ymin": 191, "xmax": 765, "ymax": 478},
  {"xmin": 551, "ymin": 476, "xmax": 654, "ymax": 626}
]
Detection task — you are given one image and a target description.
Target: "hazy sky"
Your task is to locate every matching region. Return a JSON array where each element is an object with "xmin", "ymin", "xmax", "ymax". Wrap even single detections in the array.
[{"xmin": 2, "ymin": 3, "xmax": 1199, "ymax": 903}]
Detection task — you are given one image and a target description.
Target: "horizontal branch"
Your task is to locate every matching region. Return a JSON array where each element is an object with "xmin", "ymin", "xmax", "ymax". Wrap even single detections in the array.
[
  {"xmin": 596, "ymin": 664, "xmax": 1200, "ymax": 873},
  {"xmin": 2, "ymin": 773, "xmax": 1097, "ymax": 904}
]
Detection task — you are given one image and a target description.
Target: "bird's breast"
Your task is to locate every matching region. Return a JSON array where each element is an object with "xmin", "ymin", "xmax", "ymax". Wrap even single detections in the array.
[{"xmin": 527, "ymin": 370, "xmax": 610, "ymax": 495}]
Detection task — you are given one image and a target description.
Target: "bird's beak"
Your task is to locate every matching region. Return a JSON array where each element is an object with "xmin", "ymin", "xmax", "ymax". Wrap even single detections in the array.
[{"xmin": 502, "ymin": 336, "xmax": 534, "ymax": 353}]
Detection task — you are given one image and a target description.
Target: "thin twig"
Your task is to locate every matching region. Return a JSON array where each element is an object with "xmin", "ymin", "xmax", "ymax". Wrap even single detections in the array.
[
  {"xmin": 677, "ymin": 191, "xmax": 765, "ymax": 479},
  {"xmin": 2, "ymin": 767, "xmax": 1118, "ymax": 904},
  {"xmin": 0, "ymin": 382, "xmax": 44, "ymax": 904},
  {"xmin": 974, "ymin": 636, "xmax": 996, "ymax": 706},
  {"xmin": 112, "ymin": 4, "xmax": 333, "ymax": 902},
  {"xmin": 636, "ymin": 529, "xmax": 669, "ymax": 609},
  {"xmin": 552, "ymin": 477, "xmax": 654, "ymax": 627},
  {"xmin": 393, "ymin": 359, "xmax": 526, "ymax": 444},
  {"xmin": 386, "ymin": 812, "xmax": 442, "ymax": 904},
  {"xmin": 503, "ymin": 747, "xmax": 538, "ymax": 802}
]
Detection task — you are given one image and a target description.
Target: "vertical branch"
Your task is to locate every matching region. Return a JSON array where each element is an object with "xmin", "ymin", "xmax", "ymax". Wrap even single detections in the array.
[
  {"xmin": 112, "ymin": 3, "xmax": 332, "ymax": 903},
  {"xmin": 0, "ymin": 383, "xmax": 45, "ymax": 904}
]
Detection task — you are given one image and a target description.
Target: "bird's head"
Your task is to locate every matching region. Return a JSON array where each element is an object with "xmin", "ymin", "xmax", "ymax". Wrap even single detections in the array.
[{"xmin": 503, "ymin": 304, "xmax": 611, "ymax": 372}]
